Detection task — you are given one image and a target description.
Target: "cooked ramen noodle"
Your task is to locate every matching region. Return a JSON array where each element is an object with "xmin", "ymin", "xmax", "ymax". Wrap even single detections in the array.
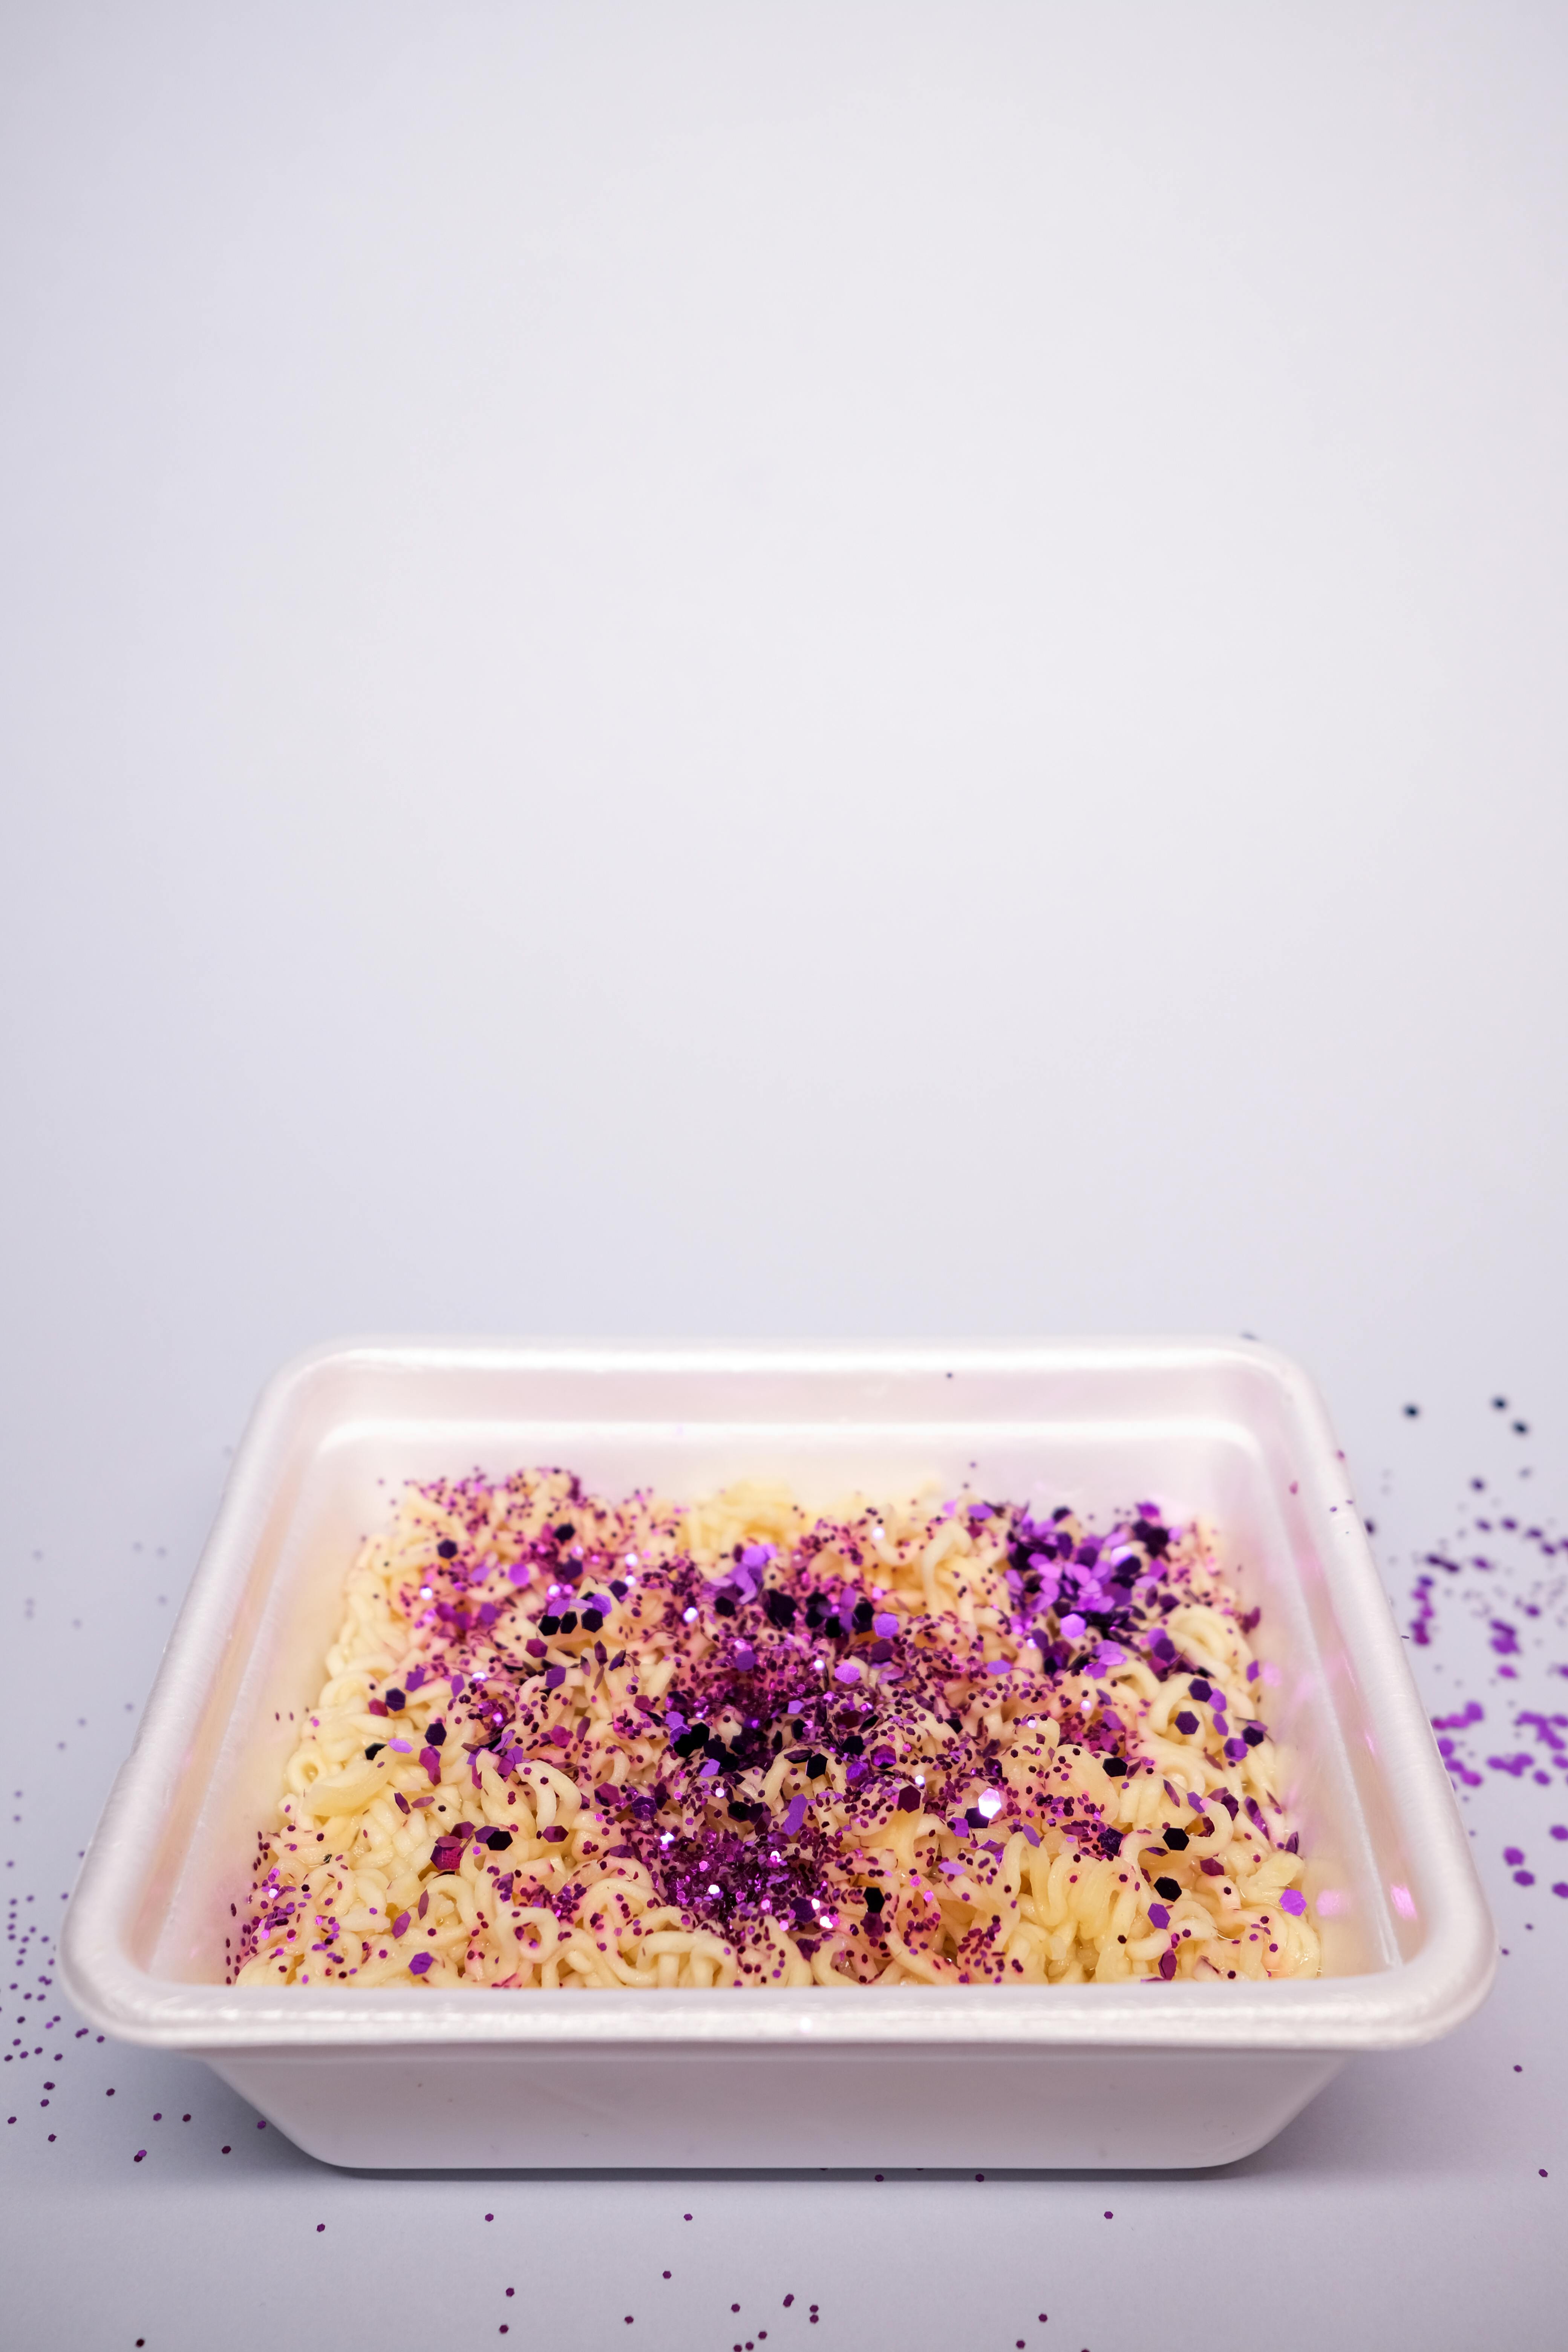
[{"xmin": 233, "ymin": 1472, "xmax": 1318, "ymax": 1989}]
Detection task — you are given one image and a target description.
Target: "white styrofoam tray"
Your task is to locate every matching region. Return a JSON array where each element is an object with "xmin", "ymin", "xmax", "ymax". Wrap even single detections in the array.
[{"xmin": 61, "ymin": 1338, "xmax": 1495, "ymax": 2170}]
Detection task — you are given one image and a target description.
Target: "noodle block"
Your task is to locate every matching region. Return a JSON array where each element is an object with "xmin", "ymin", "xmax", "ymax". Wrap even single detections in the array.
[{"xmin": 234, "ymin": 1473, "xmax": 1319, "ymax": 1991}]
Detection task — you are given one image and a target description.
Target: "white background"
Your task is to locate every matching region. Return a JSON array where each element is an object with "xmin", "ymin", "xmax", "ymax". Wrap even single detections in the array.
[{"xmin": 2, "ymin": 7, "xmax": 1565, "ymax": 2347}]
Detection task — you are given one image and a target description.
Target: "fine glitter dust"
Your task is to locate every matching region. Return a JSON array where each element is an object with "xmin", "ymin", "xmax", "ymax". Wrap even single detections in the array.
[{"xmin": 232, "ymin": 1473, "xmax": 1318, "ymax": 1989}]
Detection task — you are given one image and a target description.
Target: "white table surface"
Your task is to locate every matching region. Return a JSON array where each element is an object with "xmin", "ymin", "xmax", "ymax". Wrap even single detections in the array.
[{"xmin": 3, "ymin": 7, "xmax": 1566, "ymax": 2345}]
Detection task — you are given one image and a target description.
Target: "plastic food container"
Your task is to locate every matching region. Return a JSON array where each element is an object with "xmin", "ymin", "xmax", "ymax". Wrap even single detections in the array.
[{"xmin": 61, "ymin": 1338, "xmax": 1495, "ymax": 2171}]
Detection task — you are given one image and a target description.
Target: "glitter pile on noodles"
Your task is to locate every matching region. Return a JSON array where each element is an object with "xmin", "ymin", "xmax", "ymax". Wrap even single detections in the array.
[{"xmin": 233, "ymin": 1473, "xmax": 1318, "ymax": 1989}]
